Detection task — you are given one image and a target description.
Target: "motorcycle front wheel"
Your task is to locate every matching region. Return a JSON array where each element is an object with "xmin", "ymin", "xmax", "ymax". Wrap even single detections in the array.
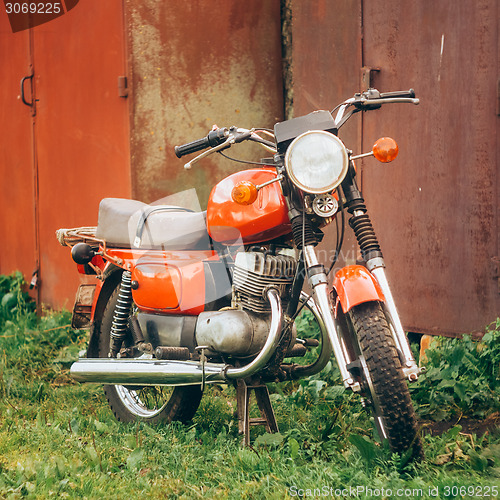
[
  {"xmin": 348, "ymin": 301, "xmax": 424, "ymax": 460},
  {"xmin": 93, "ymin": 281, "xmax": 203, "ymax": 424}
]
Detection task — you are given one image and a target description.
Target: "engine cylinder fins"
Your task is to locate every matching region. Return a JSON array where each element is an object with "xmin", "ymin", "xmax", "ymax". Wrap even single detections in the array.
[{"xmin": 233, "ymin": 251, "xmax": 297, "ymax": 313}]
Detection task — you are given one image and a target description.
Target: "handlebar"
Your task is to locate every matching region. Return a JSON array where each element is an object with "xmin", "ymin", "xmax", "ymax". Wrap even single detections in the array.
[
  {"xmin": 174, "ymin": 127, "xmax": 228, "ymax": 158},
  {"xmin": 174, "ymin": 89, "xmax": 418, "ymax": 166},
  {"xmin": 334, "ymin": 88, "xmax": 418, "ymax": 127},
  {"xmin": 352, "ymin": 88, "xmax": 418, "ymax": 108},
  {"xmin": 379, "ymin": 89, "xmax": 416, "ymax": 99}
]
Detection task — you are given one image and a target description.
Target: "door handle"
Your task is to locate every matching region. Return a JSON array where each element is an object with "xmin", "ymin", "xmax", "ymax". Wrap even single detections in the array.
[{"xmin": 20, "ymin": 72, "xmax": 34, "ymax": 107}]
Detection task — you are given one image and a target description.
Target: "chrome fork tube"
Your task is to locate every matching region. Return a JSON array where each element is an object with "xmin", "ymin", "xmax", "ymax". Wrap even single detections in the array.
[
  {"xmin": 303, "ymin": 245, "xmax": 360, "ymax": 391},
  {"xmin": 368, "ymin": 264, "xmax": 420, "ymax": 380}
]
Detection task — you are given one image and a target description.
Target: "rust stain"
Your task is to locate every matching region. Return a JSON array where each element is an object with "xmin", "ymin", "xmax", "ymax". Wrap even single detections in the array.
[
  {"xmin": 125, "ymin": 0, "xmax": 283, "ymax": 206},
  {"xmin": 360, "ymin": 0, "xmax": 499, "ymax": 336}
]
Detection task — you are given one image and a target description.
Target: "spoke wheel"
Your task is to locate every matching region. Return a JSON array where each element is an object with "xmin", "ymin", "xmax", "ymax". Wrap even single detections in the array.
[
  {"xmin": 93, "ymin": 281, "xmax": 202, "ymax": 424},
  {"xmin": 348, "ymin": 301, "xmax": 424, "ymax": 460}
]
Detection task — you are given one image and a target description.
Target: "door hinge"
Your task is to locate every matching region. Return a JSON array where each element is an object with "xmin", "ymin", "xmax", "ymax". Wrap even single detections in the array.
[{"xmin": 118, "ymin": 76, "xmax": 128, "ymax": 98}]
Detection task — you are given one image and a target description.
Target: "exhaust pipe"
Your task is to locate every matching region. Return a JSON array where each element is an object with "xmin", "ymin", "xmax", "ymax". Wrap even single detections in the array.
[
  {"xmin": 70, "ymin": 358, "xmax": 227, "ymax": 386},
  {"xmin": 70, "ymin": 289, "xmax": 283, "ymax": 386}
]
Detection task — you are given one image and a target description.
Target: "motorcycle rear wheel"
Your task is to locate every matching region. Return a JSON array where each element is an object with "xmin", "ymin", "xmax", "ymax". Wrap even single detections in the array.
[
  {"xmin": 348, "ymin": 301, "xmax": 424, "ymax": 460},
  {"xmin": 94, "ymin": 282, "xmax": 203, "ymax": 424}
]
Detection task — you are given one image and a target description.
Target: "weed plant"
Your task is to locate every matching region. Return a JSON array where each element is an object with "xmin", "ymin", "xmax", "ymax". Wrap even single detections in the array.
[
  {"xmin": 0, "ymin": 273, "xmax": 499, "ymax": 499},
  {"xmin": 410, "ymin": 321, "xmax": 500, "ymax": 422}
]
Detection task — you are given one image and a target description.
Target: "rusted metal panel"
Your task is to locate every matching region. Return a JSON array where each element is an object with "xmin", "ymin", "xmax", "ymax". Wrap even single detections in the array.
[
  {"xmin": 290, "ymin": 0, "xmax": 498, "ymax": 336},
  {"xmin": 0, "ymin": 21, "xmax": 37, "ymax": 292},
  {"xmin": 360, "ymin": 0, "xmax": 499, "ymax": 335},
  {"xmin": 0, "ymin": 1, "xmax": 131, "ymax": 309},
  {"xmin": 32, "ymin": 0, "xmax": 131, "ymax": 308},
  {"xmin": 124, "ymin": 0, "xmax": 284, "ymax": 207},
  {"xmin": 290, "ymin": 0, "xmax": 362, "ymax": 272},
  {"xmin": 291, "ymin": 0, "xmax": 361, "ymax": 149}
]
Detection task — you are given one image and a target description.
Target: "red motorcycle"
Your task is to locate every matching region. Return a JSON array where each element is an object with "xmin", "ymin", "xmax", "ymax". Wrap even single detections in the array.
[{"xmin": 59, "ymin": 88, "xmax": 423, "ymax": 459}]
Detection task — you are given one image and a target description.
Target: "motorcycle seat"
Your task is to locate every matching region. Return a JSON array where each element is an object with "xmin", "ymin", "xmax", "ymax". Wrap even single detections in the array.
[{"xmin": 95, "ymin": 198, "xmax": 211, "ymax": 249}]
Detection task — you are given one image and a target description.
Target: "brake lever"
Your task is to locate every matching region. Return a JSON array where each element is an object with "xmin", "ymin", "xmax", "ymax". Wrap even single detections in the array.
[
  {"xmin": 334, "ymin": 98, "xmax": 356, "ymax": 127},
  {"xmin": 184, "ymin": 137, "xmax": 232, "ymax": 169},
  {"xmin": 360, "ymin": 97, "xmax": 420, "ymax": 106}
]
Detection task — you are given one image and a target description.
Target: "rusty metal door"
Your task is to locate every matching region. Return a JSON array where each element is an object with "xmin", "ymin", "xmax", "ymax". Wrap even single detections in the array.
[
  {"xmin": 291, "ymin": 0, "xmax": 498, "ymax": 336},
  {"xmin": 1, "ymin": 1, "xmax": 131, "ymax": 309},
  {"xmin": 0, "ymin": 22, "xmax": 38, "ymax": 295},
  {"xmin": 360, "ymin": 0, "xmax": 499, "ymax": 335},
  {"xmin": 290, "ymin": 0, "xmax": 363, "ymax": 274},
  {"xmin": 32, "ymin": 0, "xmax": 131, "ymax": 308},
  {"xmin": 124, "ymin": 0, "xmax": 284, "ymax": 207}
]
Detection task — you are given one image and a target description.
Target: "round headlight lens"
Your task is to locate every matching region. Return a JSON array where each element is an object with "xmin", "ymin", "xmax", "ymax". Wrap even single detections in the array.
[{"xmin": 285, "ymin": 130, "xmax": 349, "ymax": 194}]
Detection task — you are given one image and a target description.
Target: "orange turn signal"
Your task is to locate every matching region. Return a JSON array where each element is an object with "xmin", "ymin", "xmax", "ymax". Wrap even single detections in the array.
[
  {"xmin": 372, "ymin": 137, "xmax": 399, "ymax": 163},
  {"xmin": 231, "ymin": 181, "xmax": 258, "ymax": 205}
]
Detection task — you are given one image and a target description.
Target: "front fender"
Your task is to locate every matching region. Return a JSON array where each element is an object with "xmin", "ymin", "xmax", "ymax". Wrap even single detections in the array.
[{"xmin": 333, "ymin": 265, "xmax": 385, "ymax": 313}]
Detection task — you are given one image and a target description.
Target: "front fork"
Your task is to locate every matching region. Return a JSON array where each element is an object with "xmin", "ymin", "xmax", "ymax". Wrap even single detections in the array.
[
  {"xmin": 303, "ymin": 245, "xmax": 360, "ymax": 392},
  {"xmin": 368, "ymin": 262, "xmax": 420, "ymax": 381},
  {"xmin": 303, "ymin": 244, "xmax": 420, "ymax": 391}
]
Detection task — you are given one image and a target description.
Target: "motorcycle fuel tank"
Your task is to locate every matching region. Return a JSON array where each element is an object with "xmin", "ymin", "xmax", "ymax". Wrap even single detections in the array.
[{"xmin": 207, "ymin": 168, "xmax": 291, "ymax": 245}]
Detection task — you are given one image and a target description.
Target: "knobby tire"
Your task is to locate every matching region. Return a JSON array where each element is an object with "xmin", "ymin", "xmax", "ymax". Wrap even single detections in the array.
[{"xmin": 349, "ymin": 301, "xmax": 424, "ymax": 461}]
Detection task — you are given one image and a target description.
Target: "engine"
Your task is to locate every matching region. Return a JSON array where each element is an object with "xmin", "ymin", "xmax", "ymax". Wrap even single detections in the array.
[
  {"xmin": 194, "ymin": 250, "xmax": 298, "ymax": 357},
  {"xmin": 232, "ymin": 251, "xmax": 297, "ymax": 313},
  {"xmin": 139, "ymin": 250, "xmax": 299, "ymax": 359}
]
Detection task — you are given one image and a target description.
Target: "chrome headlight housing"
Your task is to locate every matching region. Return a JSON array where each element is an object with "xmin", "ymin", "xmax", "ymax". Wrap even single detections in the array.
[{"xmin": 284, "ymin": 130, "xmax": 349, "ymax": 194}]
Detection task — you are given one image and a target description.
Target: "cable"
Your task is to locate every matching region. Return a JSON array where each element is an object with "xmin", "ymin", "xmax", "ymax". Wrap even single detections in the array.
[
  {"xmin": 217, "ymin": 151, "xmax": 276, "ymax": 167},
  {"xmin": 327, "ymin": 190, "xmax": 345, "ymax": 276}
]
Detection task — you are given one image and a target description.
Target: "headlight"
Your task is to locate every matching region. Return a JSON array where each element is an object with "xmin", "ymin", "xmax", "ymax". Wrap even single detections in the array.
[{"xmin": 284, "ymin": 130, "xmax": 349, "ymax": 194}]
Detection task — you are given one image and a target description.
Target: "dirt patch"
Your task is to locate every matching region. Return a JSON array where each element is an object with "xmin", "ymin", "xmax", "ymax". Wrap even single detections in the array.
[{"xmin": 420, "ymin": 412, "xmax": 500, "ymax": 437}]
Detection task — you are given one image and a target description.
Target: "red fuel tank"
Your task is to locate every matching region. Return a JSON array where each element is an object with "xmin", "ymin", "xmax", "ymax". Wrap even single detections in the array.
[{"xmin": 207, "ymin": 169, "xmax": 291, "ymax": 245}]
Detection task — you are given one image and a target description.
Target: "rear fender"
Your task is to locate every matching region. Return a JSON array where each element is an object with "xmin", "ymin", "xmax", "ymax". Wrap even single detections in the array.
[{"xmin": 333, "ymin": 265, "xmax": 385, "ymax": 314}]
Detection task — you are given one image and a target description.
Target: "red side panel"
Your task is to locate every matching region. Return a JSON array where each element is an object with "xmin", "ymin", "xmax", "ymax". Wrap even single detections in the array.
[{"xmin": 128, "ymin": 250, "xmax": 215, "ymax": 315}]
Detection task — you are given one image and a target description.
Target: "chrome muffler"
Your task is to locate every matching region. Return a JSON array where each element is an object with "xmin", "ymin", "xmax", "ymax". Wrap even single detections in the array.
[
  {"xmin": 70, "ymin": 289, "xmax": 283, "ymax": 386},
  {"xmin": 70, "ymin": 358, "xmax": 227, "ymax": 386}
]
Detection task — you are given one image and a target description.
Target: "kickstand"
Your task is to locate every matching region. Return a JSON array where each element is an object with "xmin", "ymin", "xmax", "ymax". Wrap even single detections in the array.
[{"xmin": 235, "ymin": 378, "xmax": 279, "ymax": 446}]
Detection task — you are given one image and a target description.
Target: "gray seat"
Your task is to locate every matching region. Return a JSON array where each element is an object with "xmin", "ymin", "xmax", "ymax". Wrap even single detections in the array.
[{"xmin": 95, "ymin": 198, "xmax": 211, "ymax": 249}]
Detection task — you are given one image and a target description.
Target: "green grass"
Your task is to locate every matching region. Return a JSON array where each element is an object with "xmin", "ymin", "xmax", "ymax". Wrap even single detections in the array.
[{"xmin": 0, "ymin": 273, "xmax": 499, "ymax": 499}]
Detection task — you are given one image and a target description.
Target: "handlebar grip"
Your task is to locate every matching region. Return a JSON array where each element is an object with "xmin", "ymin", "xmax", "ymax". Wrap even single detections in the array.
[
  {"xmin": 174, "ymin": 128, "xmax": 228, "ymax": 158},
  {"xmin": 379, "ymin": 89, "xmax": 416, "ymax": 99},
  {"xmin": 175, "ymin": 137, "xmax": 211, "ymax": 158}
]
